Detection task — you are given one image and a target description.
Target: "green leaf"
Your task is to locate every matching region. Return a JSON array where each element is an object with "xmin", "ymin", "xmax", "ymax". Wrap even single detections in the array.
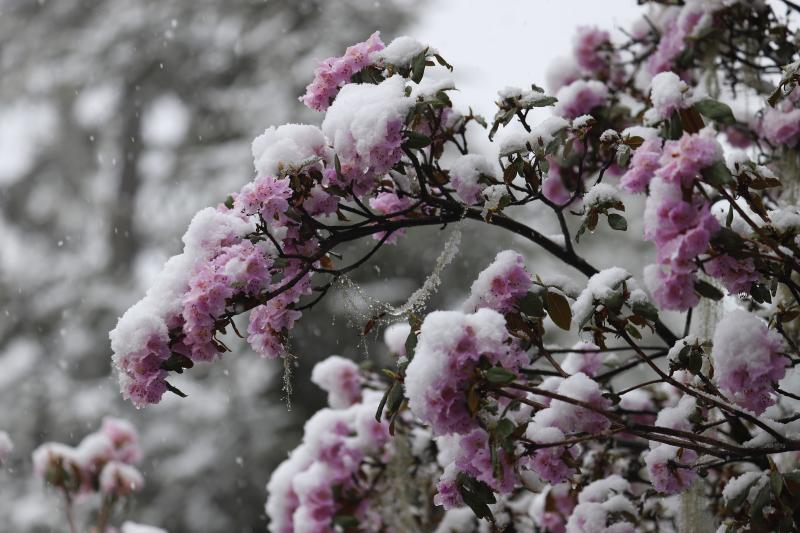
[
  {"xmin": 224, "ymin": 195, "xmax": 235, "ymax": 209},
  {"xmin": 519, "ymin": 291, "xmax": 545, "ymax": 317},
  {"xmin": 411, "ymin": 50, "xmax": 427, "ymax": 83},
  {"xmin": 607, "ymin": 213, "xmax": 628, "ymax": 231},
  {"xmin": 457, "ymin": 473, "xmax": 496, "ymax": 521},
  {"xmin": 694, "ymin": 279, "xmax": 724, "ymax": 301},
  {"xmin": 529, "ymin": 95, "xmax": 558, "ymax": 108},
  {"xmin": 495, "ymin": 419, "xmax": 515, "ymax": 440},
  {"xmin": 485, "ymin": 367, "xmax": 517, "ymax": 385},
  {"xmin": 616, "ymin": 144, "xmax": 631, "ymax": 168},
  {"xmin": 332, "ymin": 515, "xmax": 359, "ymax": 528},
  {"xmin": 751, "ymin": 282, "xmax": 772, "ymax": 304},
  {"xmin": 694, "ymin": 98, "xmax": 736, "ymax": 124},
  {"xmin": 701, "ymin": 160, "xmax": 733, "ymax": 187},
  {"xmin": 631, "ymin": 300, "xmax": 659, "ymax": 322},
  {"xmin": 403, "ymin": 131, "xmax": 431, "ymax": 149},
  {"xmin": 545, "ymin": 291, "xmax": 572, "ymax": 331}
]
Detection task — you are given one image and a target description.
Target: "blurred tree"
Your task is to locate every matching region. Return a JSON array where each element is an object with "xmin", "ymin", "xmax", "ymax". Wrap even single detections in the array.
[{"xmin": 0, "ymin": 0, "xmax": 510, "ymax": 530}]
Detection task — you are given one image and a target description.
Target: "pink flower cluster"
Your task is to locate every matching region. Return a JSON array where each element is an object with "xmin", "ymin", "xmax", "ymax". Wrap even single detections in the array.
[
  {"xmin": 555, "ymin": 80, "xmax": 609, "ymax": 119},
  {"xmin": 641, "ymin": 134, "xmax": 722, "ymax": 310},
  {"xmin": 462, "ymin": 250, "xmax": 533, "ymax": 314},
  {"xmin": 647, "ymin": 5, "xmax": 705, "ymax": 75},
  {"xmin": 369, "ymin": 191, "xmax": 412, "ymax": 243},
  {"xmin": 300, "ymin": 32, "xmax": 385, "ymax": 112},
  {"xmin": 32, "ymin": 417, "xmax": 144, "ymax": 498},
  {"xmin": 705, "ymin": 254, "xmax": 759, "ymax": 294},
  {"xmin": 645, "ymin": 444, "xmax": 698, "ymax": 494},
  {"xmin": 405, "ymin": 308, "xmax": 527, "ymax": 436},
  {"xmin": 182, "ymin": 240, "xmax": 273, "ymax": 361},
  {"xmin": 455, "ymin": 428, "xmax": 517, "ymax": 493},
  {"xmin": 265, "ymin": 392, "xmax": 389, "ymax": 533},
  {"xmin": 530, "ymin": 483, "xmax": 575, "ymax": 533},
  {"xmin": 573, "ymin": 26, "xmax": 613, "ymax": 75},
  {"xmin": 311, "ymin": 355, "xmax": 363, "ymax": 409},
  {"xmin": 760, "ymin": 106, "xmax": 800, "ymax": 147},
  {"xmin": 234, "ymin": 175, "xmax": 293, "ymax": 221},
  {"xmin": 566, "ymin": 476, "xmax": 636, "ymax": 532},
  {"xmin": 619, "ymin": 138, "xmax": 663, "ymax": 193},
  {"xmin": 711, "ymin": 309, "xmax": 787, "ymax": 414}
]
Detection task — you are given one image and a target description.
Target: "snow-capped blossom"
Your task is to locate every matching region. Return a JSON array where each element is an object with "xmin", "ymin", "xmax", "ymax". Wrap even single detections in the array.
[
  {"xmin": 110, "ymin": 301, "xmax": 171, "ymax": 407},
  {"xmin": 302, "ymin": 185, "xmax": 339, "ymax": 217},
  {"xmin": 404, "ymin": 309, "xmax": 526, "ymax": 435},
  {"xmin": 376, "ymin": 36, "xmax": 434, "ymax": 67},
  {"xmin": 657, "ymin": 130, "xmax": 721, "ymax": 188},
  {"xmin": 705, "ymin": 254, "xmax": 759, "ymax": 294},
  {"xmin": 643, "ymin": 178, "xmax": 718, "ymax": 268},
  {"xmin": 462, "ymin": 250, "xmax": 532, "ymax": 313},
  {"xmin": 619, "ymin": 137, "xmax": 663, "ymax": 193},
  {"xmin": 561, "ymin": 342, "xmax": 604, "ymax": 377},
  {"xmin": 643, "ymin": 264, "xmax": 699, "ymax": 311},
  {"xmin": 181, "ymin": 207, "xmax": 254, "ymax": 261},
  {"xmin": 655, "ymin": 395, "xmax": 697, "ymax": 433},
  {"xmin": 534, "ymin": 373, "xmax": 612, "ymax": 435},
  {"xmin": 760, "ymin": 107, "xmax": 800, "ymax": 146},
  {"xmin": 449, "ymin": 154, "xmax": 496, "ymax": 204},
  {"xmin": 33, "ymin": 443, "xmax": 83, "ymax": 484},
  {"xmin": 434, "ymin": 464, "xmax": 464, "ymax": 509},
  {"xmin": 100, "ymin": 417, "xmax": 142, "ymax": 464},
  {"xmin": 0, "ymin": 431, "xmax": 12, "ymax": 464},
  {"xmin": 573, "ymin": 26, "xmax": 612, "ymax": 74},
  {"xmin": 554, "ymin": 80, "xmax": 609, "ymax": 119},
  {"xmin": 311, "ymin": 355, "xmax": 362, "ymax": 409},
  {"xmin": 265, "ymin": 393, "xmax": 390, "ymax": 533},
  {"xmin": 383, "ymin": 322, "xmax": 411, "ymax": 357},
  {"xmin": 649, "ymin": 72, "xmax": 692, "ymax": 120},
  {"xmin": 572, "ymin": 267, "xmax": 646, "ymax": 327},
  {"xmin": 99, "ymin": 461, "xmax": 144, "ymax": 496},
  {"xmin": 251, "ymin": 124, "xmax": 331, "ymax": 177},
  {"xmin": 321, "ymin": 75, "xmax": 412, "ymax": 196},
  {"xmin": 530, "ymin": 483, "xmax": 575, "ymax": 533},
  {"xmin": 645, "ymin": 444, "xmax": 698, "ymax": 494},
  {"xmin": 75, "ymin": 432, "xmax": 115, "ymax": 481},
  {"xmin": 524, "ymin": 425, "xmax": 577, "ymax": 484},
  {"xmin": 182, "ymin": 241, "xmax": 272, "ymax": 362},
  {"xmin": 369, "ymin": 191, "xmax": 412, "ymax": 243},
  {"xmin": 711, "ymin": 309, "xmax": 787, "ymax": 414},
  {"xmin": 647, "ymin": 4, "xmax": 706, "ymax": 75},
  {"xmin": 300, "ymin": 31, "xmax": 385, "ymax": 112},
  {"xmin": 566, "ymin": 498, "xmax": 636, "ymax": 533},
  {"xmin": 234, "ymin": 175, "xmax": 293, "ymax": 222}
]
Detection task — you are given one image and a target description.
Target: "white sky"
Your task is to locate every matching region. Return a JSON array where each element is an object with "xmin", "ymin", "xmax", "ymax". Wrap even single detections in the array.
[{"xmin": 413, "ymin": 0, "xmax": 637, "ymax": 118}]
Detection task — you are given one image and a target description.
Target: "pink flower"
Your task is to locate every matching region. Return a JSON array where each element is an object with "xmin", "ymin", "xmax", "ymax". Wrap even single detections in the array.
[
  {"xmin": 462, "ymin": 250, "xmax": 532, "ymax": 314},
  {"xmin": 712, "ymin": 309, "xmax": 787, "ymax": 414},
  {"xmin": 99, "ymin": 461, "xmax": 144, "ymax": 496},
  {"xmin": 561, "ymin": 342, "xmax": 605, "ymax": 377},
  {"xmin": 524, "ymin": 426, "xmax": 576, "ymax": 484},
  {"xmin": 657, "ymin": 132, "xmax": 720, "ymax": 188},
  {"xmin": 760, "ymin": 107, "xmax": 800, "ymax": 147},
  {"xmin": 619, "ymin": 138, "xmax": 663, "ymax": 193},
  {"xmin": 573, "ymin": 26, "xmax": 612, "ymax": 74},
  {"xmin": 644, "ymin": 264, "xmax": 699, "ymax": 311},
  {"xmin": 368, "ymin": 191, "xmax": 412, "ymax": 243},
  {"xmin": 100, "ymin": 417, "xmax": 142, "ymax": 464},
  {"xmin": 234, "ymin": 175, "xmax": 293, "ymax": 222},
  {"xmin": 300, "ymin": 32, "xmax": 385, "ymax": 112},
  {"xmin": 647, "ymin": 6, "xmax": 705, "ymax": 75},
  {"xmin": 645, "ymin": 445, "xmax": 698, "ymax": 494},
  {"xmin": 705, "ymin": 254, "xmax": 759, "ymax": 294},
  {"xmin": 311, "ymin": 356, "xmax": 362, "ymax": 409},
  {"xmin": 555, "ymin": 80, "xmax": 609, "ymax": 119},
  {"xmin": 454, "ymin": 428, "xmax": 517, "ymax": 494},
  {"xmin": 434, "ymin": 465, "xmax": 463, "ymax": 509}
]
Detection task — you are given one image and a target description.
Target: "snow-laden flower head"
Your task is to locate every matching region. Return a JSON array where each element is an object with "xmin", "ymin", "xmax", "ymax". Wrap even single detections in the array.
[
  {"xmin": 405, "ymin": 308, "xmax": 526, "ymax": 435},
  {"xmin": 99, "ymin": 461, "xmax": 144, "ymax": 496},
  {"xmin": 251, "ymin": 124, "xmax": 331, "ymax": 178},
  {"xmin": 100, "ymin": 417, "xmax": 142, "ymax": 464},
  {"xmin": 619, "ymin": 137, "xmax": 663, "ymax": 193},
  {"xmin": 555, "ymin": 80, "xmax": 609, "ymax": 119},
  {"xmin": 649, "ymin": 71, "xmax": 692, "ymax": 120},
  {"xmin": 322, "ymin": 75, "xmax": 412, "ymax": 195},
  {"xmin": 311, "ymin": 355, "xmax": 362, "ymax": 409},
  {"xmin": 711, "ymin": 309, "xmax": 786, "ymax": 414},
  {"xmin": 644, "ymin": 444, "xmax": 698, "ymax": 494},
  {"xmin": 462, "ymin": 250, "xmax": 532, "ymax": 314},
  {"xmin": 449, "ymin": 154, "xmax": 496, "ymax": 205}
]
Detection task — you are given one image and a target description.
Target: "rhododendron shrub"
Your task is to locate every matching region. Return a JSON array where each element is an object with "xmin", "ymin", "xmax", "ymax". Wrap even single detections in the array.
[
  {"xmin": 110, "ymin": 2, "xmax": 800, "ymax": 531},
  {"xmin": 31, "ymin": 418, "xmax": 163, "ymax": 532}
]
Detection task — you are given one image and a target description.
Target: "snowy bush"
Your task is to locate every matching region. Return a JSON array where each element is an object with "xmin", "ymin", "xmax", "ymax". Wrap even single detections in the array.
[{"xmin": 97, "ymin": 2, "xmax": 800, "ymax": 531}]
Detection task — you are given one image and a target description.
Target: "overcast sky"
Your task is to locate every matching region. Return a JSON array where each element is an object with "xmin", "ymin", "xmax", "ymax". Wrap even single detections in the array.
[{"xmin": 413, "ymin": 1, "xmax": 636, "ymax": 118}]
